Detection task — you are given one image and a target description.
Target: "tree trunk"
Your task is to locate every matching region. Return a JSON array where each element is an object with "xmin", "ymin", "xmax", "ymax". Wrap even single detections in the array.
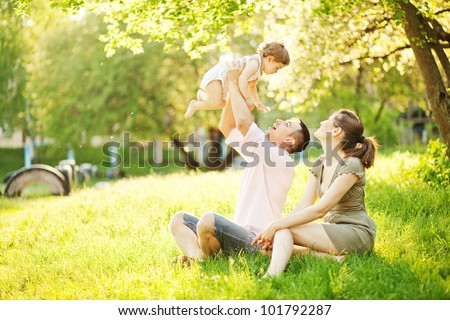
[
  {"xmin": 397, "ymin": 0, "xmax": 450, "ymax": 159},
  {"xmin": 354, "ymin": 65, "xmax": 364, "ymax": 115},
  {"xmin": 374, "ymin": 98, "xmax": 386, "ymax": 124}
]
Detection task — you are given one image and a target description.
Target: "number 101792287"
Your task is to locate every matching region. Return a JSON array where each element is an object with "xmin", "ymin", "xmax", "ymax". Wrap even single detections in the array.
[{"xmin": 260, "ymin": 304, "xmax": 332, "ymax": 316}]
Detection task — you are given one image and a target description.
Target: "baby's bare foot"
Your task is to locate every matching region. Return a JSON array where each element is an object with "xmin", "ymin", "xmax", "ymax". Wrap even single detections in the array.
[{"xmin": 184, "ymin": 100, "xmax": 197, "ymax": 119}]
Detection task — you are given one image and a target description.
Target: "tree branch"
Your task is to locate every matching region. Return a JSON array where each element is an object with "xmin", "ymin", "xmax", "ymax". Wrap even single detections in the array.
[
  {"xmin": 342, "ymin": 17, "xmax": 390, "ymax": 48},
  {"xmin": 421, "ymin": 15, "xmax": 450, "ymax": 86},
  {"xmin": 338, "ymin": 42, "xmax": 450, "ymax": 66},
  {"xmin": 431, "ymin": 42, "xmax": 450, "ymax": 87},
  {"xmin": 435, "ymin": 8, "xmax": 450, "ymax": 15},
  {"xmin": 364, "ymin": 16, "xmax": 391, "ymax": 34},
  {"xmin": 428, "ymin": 18, "xmax": 450, "ymax": 43},
  {"xmin": 339, "ymin": 44, "xmax": 411, "ymax": 65}
]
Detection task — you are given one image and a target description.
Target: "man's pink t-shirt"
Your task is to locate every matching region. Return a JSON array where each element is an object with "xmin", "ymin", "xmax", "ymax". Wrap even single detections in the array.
[{"xmin": 225, "ymin": 123, "xmax": 295, "ymax": 234}]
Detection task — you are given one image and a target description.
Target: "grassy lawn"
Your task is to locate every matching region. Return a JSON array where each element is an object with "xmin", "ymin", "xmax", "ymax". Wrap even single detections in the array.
[{"xmin": 0, "ymin": 151, "xmax": 449, "ymax": 299}]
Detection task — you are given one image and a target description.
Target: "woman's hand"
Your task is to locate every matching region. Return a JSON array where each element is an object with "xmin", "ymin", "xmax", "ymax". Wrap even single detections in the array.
[{"xmin": 251, "ymin": 221, "xmax": 281, "ymax": 246}]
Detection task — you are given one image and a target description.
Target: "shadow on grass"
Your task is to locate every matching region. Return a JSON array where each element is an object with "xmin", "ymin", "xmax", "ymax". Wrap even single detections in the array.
[{"xmin": 195, "ymin": 250, "xmax": 449, "ymax": 299}]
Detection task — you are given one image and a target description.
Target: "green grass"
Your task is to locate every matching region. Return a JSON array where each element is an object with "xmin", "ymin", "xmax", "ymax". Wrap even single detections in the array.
[{"xmin": 0, "ymin": 151, "xmax": 449, "ymax": 299}]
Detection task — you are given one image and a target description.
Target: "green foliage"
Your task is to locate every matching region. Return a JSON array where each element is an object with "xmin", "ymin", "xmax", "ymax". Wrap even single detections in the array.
[
  {"xmin": 20, "ymin": 2, "xmax": 263, "ymax": 144},
  {"xmin": 300, "ymin": 66, "xmax": 406, "ymax": 148},
  {"xmin": 14, "ymin": 0, "xmax": 257, "ymax": 58},
  {"xmin": 364, "ymin": 108, "xmax": 402, "ymax": 147},
  {"xmin": 0, "ymin": 1, "xmax": 27, "ymax": 133},
  {"xmin": 97, "ymin": 0, "xmax": 256, "ymax": 59},
  {"xmin": 26, "ymin": 10, "xmax": 206, "ymax": 143},
  {"xmin": 8, "ymin": 0, "xmax": 450, "ymax": 153},
  {"xmin": 0, "ymin": 148, "xmax": 24, "ymax": 180},
  {"xmin": 413, "ymin": 139, "xmax": 450, "ymax": 188},
  {"xmin": 12, "ymin": 0, "xmax": 450, "ymax": 111}
]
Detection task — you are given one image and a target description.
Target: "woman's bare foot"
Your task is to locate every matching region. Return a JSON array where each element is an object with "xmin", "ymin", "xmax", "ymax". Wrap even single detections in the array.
[
  {"xmin": 332, "ymin": 255, "xmax": 346, "ymax": 263},
  {"xmin": 184, "ymin": 100, "xmax": 197, "ymax": 119},
  {"xmin": 260, "ymin": 248, "xmax": 272, "ymax": 257}
]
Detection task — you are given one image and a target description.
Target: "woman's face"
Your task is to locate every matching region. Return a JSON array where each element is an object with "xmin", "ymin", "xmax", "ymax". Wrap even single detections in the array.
[{"xmin": 314, "ymin": 114, "xmax": 337, "ymax": 140}]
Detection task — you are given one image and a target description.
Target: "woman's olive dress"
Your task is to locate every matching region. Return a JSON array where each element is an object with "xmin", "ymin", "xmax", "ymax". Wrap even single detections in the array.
[{"xmin": 310, "ymin": 156, "xmax": 376, "ymax": 254}]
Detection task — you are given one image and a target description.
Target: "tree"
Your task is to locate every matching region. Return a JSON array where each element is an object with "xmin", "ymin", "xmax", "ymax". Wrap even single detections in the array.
[
  {"xmin": 309, "ymin": 0, "xmax": 449, "ymax": 157},
  {"xmin": 13, "ymin": 0, "xmax": 450, "ymax": 157},
  {"xmin": 1, "ymin": 1, "xmax": 27, "ymax": 137},
  {"xmin": 26, "ymin": 11, "xmax": 209, "ymax": 144},
  {"xmin": 13, "ymin": 0, "xmax": 257, "ymax": 58},
  {"xmin": 396, "ymin": 0, "xmax": 450, "ymax": 156}
]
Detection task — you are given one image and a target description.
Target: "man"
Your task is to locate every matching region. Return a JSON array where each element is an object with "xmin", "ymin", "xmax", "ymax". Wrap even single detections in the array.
[{"xmin": 169, "ymin": 61, "xmax": 310, "ymax": 261}]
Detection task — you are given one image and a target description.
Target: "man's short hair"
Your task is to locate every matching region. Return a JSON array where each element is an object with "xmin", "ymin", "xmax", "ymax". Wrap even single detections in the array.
[{"xmin": 288, "ymin": 119, "xmax": 310, "ymax": 154}]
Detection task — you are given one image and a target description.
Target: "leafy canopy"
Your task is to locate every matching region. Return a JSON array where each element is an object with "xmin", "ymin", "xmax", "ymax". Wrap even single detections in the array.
[
  {"xmin": 13, "ymin": 0, "xmax": 449, "ymax": 110},
  {"xmin": 14, "ymin": 0, "xmax": 256, "ymax": 58}
]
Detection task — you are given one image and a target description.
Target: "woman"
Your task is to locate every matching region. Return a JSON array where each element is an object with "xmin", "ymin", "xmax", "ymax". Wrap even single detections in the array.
[{"xmin": 252, "ymin": 109, "xmax": 378, "ymax": 277}]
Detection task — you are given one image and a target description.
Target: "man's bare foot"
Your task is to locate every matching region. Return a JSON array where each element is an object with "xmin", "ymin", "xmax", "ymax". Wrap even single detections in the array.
[
  {"xmin": 184, "ymin": 100, "xmax": 197, "ymax": 119},
  {"xmin": 173, "ymin": 255, "xmax": 197, "ymax": 267}
]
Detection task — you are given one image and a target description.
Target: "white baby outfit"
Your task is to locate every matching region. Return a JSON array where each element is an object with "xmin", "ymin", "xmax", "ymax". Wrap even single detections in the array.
[{"xmin": 199, "ymin": 54, "xmax": 262, "ymax": 100}]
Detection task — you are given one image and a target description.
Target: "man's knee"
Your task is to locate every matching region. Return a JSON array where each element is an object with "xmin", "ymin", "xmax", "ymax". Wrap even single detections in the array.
[
  {"xmin": 197, "ymin": 212, "xmax": 221, "ymax": 256},
  {"xmin": 169, "ymin": 211, "xmax": 186, "ymax": 234},
  {"xmin": 197, "ymin": 212, "xmax": 216, "ymax": 236}
]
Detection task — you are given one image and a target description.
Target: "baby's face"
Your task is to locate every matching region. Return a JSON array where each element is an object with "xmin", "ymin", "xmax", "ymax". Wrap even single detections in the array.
[{"xmin": 263, "ymin": 60, "xmax": 285, "ymax": 75}]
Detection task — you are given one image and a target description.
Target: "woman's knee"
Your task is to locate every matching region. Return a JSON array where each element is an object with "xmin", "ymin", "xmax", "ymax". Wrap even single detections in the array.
[
  {"xmin": 197, "ymin": 212, "xmax": 216, "ymax": 236},
  {"xmin": 275, "ymin": 228, "xmax": 293, "ymax": 241},
  {"xmin": 291, "ymin": 223, "xmax": 338, "ymax": 254},
  {"xmin": 169, "ymin": 211, "xmax": 186, "ymax": 234}
]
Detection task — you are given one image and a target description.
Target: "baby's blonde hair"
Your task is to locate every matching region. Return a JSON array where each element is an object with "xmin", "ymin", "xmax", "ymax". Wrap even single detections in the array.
[{"xmin": 258, "ymin": 42, "xmax": 290, "ymax": 65}]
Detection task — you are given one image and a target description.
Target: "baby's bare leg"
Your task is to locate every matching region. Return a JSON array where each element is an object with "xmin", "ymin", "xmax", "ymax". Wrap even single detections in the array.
[
  {"xmin": 184, "ymin": 81, "xmax": 225, "ymax": 119},
  {"xmin": 197, "ymin": 90, "xmax": 209, "ymax": 101}
]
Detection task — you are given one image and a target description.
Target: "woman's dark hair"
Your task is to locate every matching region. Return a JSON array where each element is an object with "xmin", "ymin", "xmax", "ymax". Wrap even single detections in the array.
[{"xmin": 333, "ymin": 109, "xmax": 378, "ymax": 168}]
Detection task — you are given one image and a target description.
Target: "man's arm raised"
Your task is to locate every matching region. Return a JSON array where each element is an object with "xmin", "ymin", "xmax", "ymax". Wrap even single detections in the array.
[
  {"xmin": 227, "ymin": 62, "xmax": 254, "ymax": 136},
  {"xmin": 218, "ymin": 96, "xmax": 235, "ymax": 138}
]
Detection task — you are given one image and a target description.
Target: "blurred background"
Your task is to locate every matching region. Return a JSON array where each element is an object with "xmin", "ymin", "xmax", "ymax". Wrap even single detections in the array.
[{"xmin": 1, "ymin": 0, "xmax": 448, "ymax": 193}]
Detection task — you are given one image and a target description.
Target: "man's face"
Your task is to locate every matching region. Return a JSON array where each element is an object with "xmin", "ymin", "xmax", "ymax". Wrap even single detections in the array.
[{"xmin": 265, "ymin": 119, "xmax": 301, "ymax": 147}]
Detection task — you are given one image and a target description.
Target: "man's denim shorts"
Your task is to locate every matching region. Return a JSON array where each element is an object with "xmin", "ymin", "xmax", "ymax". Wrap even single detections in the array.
[{"xmin": 182, "ymin": 212, "xmax": 260, "ymax": 254}]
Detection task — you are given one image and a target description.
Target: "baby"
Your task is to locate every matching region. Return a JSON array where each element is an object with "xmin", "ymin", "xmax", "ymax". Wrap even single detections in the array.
[{"xmin": 184, "ymin": 42, "xmax": 290, "ymax": 119}]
